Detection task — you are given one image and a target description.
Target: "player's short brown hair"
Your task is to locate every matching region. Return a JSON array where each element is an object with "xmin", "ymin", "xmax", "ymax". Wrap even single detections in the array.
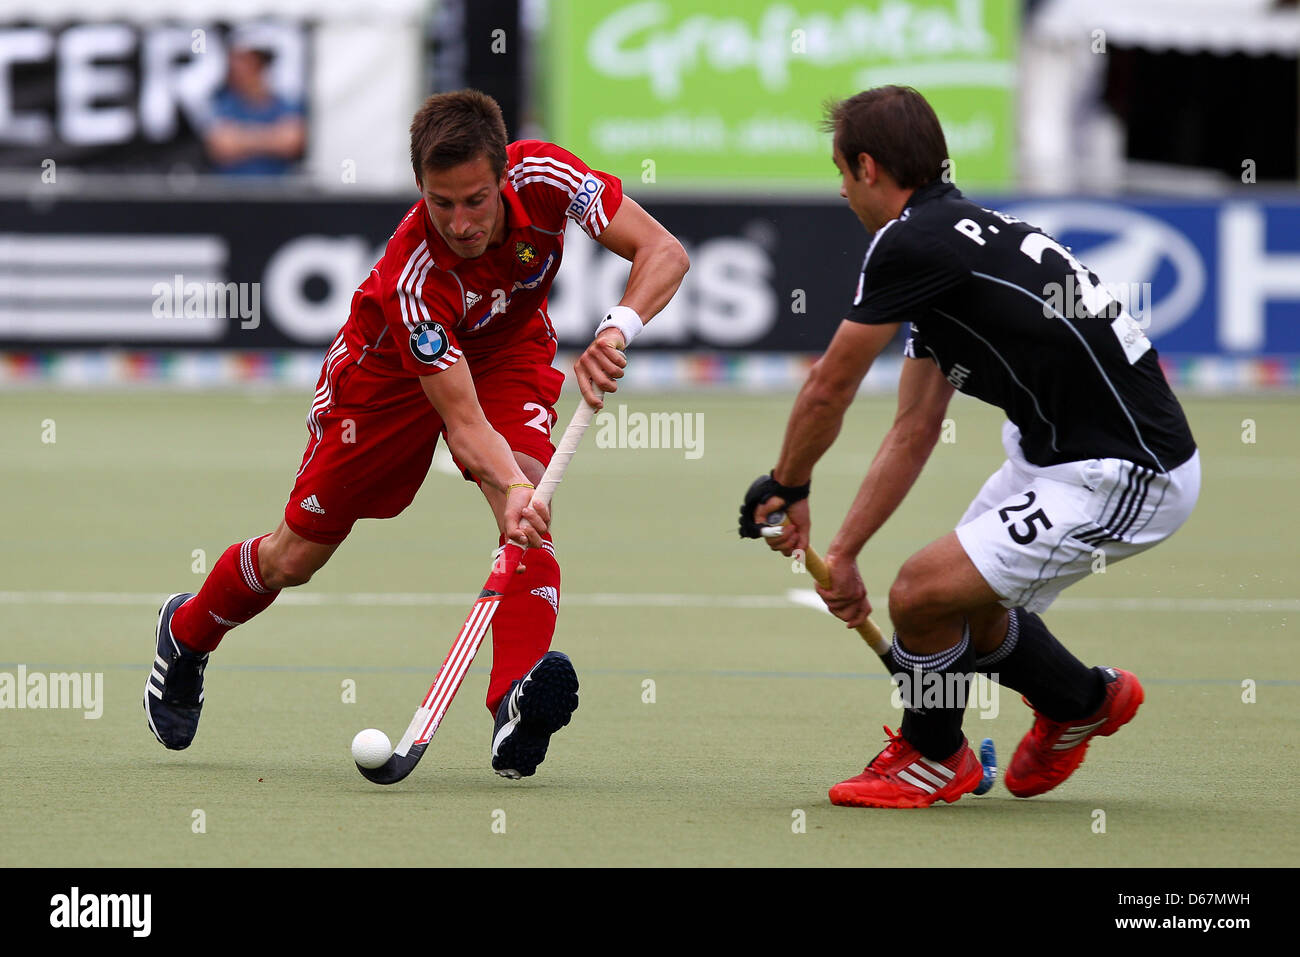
[
  {"xmin": 409, "ymin": 89, "xmax": 509, "ymax": 182},
  {"xmin": 822, "ymin": 86, "xmax": 949, "ymax": 189}
]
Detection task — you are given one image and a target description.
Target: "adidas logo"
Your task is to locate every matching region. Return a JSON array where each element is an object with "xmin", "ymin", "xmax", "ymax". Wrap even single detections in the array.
[
  {"xmin": 299, "ymin": 495, "xmax": 326, "ymax": 514},
  {"xmin": 896, "ymin": 758, "xmax": 955, "ymax": 795},
  {"xmin": 1051, "ymin": 718, "xmax": 1106, "ymax": 751},
  {"xmin": 208, "ymin": 610, "xmax": 239, "ymax": 628},
  {"xmin": 465, "ymin": 290, "xmax": 482, "ymax": 308},
  {"xmin": 530, "ymin": 585, "xmax": 558, "ymax": 615}
]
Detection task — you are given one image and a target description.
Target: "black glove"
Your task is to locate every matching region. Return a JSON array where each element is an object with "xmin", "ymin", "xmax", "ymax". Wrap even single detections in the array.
[{"xmin": 738, "ymin": 472, "xmax": 810, "ymax": 539}]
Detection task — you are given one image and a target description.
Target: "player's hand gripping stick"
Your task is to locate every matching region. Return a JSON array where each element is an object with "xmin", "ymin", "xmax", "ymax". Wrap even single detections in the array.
[{"xmin": 761, "ymin": 511, "xmax": 890, "ymax": 656}]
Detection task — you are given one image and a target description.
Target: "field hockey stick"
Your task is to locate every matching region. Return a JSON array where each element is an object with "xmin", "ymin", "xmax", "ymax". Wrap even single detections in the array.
[
  {"xmin": 760, "ymin": 511, "xmax": 890, "ymax": 655},
  {"xmin": 356, "ymin": 397, "xmax": 600, "ymax": 785}
]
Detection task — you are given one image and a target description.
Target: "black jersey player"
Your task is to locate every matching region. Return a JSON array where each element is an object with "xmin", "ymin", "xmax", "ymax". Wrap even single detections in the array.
[{"xmin": 739, "ymin": 86, "xmax": 1199, "ymax": 808}]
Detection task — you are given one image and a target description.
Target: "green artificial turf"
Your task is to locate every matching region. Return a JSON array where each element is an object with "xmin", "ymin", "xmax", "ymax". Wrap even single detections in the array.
[{"xmin": 1, "ymin": 389, "xmax": 1295, "ymax": 866}]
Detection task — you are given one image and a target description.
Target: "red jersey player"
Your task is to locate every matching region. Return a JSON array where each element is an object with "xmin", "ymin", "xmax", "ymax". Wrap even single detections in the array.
[{"xmin": 144, "ymin": 90, "xmax": 690, "ymax": 778}]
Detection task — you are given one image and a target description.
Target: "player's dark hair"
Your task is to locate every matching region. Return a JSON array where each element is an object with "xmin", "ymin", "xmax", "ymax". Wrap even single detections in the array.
[
  {"xmin": 409, "ymin": 89, "xmax": 509, "ymax": 182},
  {"xmin": 821, "ymin": 86, "xmax": 949, "ymax": 188}
]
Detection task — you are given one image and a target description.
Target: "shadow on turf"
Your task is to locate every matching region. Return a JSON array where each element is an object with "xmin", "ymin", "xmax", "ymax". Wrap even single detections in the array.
[
  {"xmin": 820, "ymin": 795, "xmax": 1147, "ymax": 816},
  {"xmin": 144, "ymin": 760, "xmax": 574, "ymax": 794}
]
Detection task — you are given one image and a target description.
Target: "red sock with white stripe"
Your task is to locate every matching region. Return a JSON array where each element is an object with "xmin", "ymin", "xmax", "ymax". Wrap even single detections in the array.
[
  {"xmin": 485, "ymin": 534, "xmax": 560, "ymax": 715},
  {"xmin": 169, "ymin": 535, "xmax": 280, "ymax": 653}
]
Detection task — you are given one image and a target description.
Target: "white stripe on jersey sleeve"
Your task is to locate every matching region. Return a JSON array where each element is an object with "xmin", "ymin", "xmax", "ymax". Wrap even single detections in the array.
[
  {"xmin": 510, "ymin": 154, "xmax": 615, "ymax": 237},
  {"xmin": 509, "ymin": 173, "xmax": 581, "ymax": 196},
  {"xmin": 410, "ymin": 253, "xmax": 435, "ymax": 325},
  {"xmin": 512, "ymin": 156, "xmax": 584, "ymax": 188},
  {"xmin": 511, "ymin": 164, "xmax": 582, "ymax": 189},
  {"xmin": 592, "ymin": 196, "xmax": 610, "ymax": 232},
  {"xmin": 396, "ymin": 242, "xmax": 431, "ymax": 333},
  {"xmin": 430, "ymin": 346, "xmax": 463, "ymax": 371}
]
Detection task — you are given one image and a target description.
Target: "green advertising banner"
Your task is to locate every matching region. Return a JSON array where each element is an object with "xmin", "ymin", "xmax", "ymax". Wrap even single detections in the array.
[{"xmin": 544, "ymin": 0, "xmax": 1018, "ymax": 191}]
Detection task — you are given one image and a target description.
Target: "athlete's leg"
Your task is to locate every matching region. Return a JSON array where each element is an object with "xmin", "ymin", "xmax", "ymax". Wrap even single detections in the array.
[
  {"xmin": 890, "ymin": 531, "xmax": 1105, "ymax": 725},
  {"xmin": 888, "ymin": 533, "xmax": 1002, "ymax": 655},
  {"xmin": 966, "ymin": 603, "xmax": 1010, "ymax": 656},
  {"xmin": 259, "ymin": 521, "xmax": 341, "ymax": 589},
  {"xmin": 826, "ymin": 536, "xmax": 988, "ymax": 805},
  {"xmin": 480, "ymin": 450, "xmax": 563, "ymax": 716},
  {"xmin": 477, "ymin": 450, "xmax": 576, "ymax": 778},
  {"xmin": 168, "ymin": 522, "xmax": 339, "ymax": 654},
  {"xmin": 165, "ymin": 527, "xmax": 330, "ymax": 655},
  {"xmin": 453, "ymin": 335, "xmax": 567, "ymax": 717},
  {"xmin": 877, "ymin": 534, "xmax": 999, "ymax": 760},
  {"xmin": 148, "ymin": 349, "xmax": 438, "ymax": 749},
  {"xmin": 148, "ymin": 517, "xmax": 346, "ymax": 750},
  {"xmin": 964, "ymin": 601, "xmax": 1107, "ymax": 722},
  {"xmin": 948, "ymin": 455, "xmax": 1197, "ymax": 796},
  {"xmin": 445, "ymin": 335, "xmax": 574, "ymax": 777}
]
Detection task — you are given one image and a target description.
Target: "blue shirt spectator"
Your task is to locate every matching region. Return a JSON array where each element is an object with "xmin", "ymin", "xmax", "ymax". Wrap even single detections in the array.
[{"xmin": 205, "ymin": 46, "xmax": 305, "ymax": 176}]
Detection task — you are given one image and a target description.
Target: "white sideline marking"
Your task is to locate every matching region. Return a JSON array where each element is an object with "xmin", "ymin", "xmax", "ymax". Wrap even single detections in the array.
[
  {"xmin": 0, "ymin": 589, "xmax": 1296, "ymax": 613},
  {"xmin": 787, "ymin": 589, "xmax": 834, "ymax": 614},
  {"xmin": 0, "ymin": 590, "xmax": 791, "ymax": 609},
  {"xmin": 784, "ymin": 588, "xmax": 1300, "ymax": 614}
]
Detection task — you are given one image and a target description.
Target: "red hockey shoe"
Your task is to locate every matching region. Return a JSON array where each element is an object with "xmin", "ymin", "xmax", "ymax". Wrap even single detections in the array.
[
  {"xmin": 1005, "ymin": 667, "xmax": 1144, "ymax": 798},
  {"xmin": 829, "ymin": 726, "xmax": 983, "ymax": 808}
]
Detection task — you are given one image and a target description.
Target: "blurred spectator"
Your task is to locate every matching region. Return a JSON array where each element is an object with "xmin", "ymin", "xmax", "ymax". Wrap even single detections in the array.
[{"xmin": 204, "ymin": 41, "xmax": 305, "ymax": 176}]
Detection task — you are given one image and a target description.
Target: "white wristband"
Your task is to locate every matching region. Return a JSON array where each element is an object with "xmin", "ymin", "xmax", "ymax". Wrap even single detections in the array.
[{"xmin": 595, "ymin": 305, "xmax": 643, "ymax": 347}]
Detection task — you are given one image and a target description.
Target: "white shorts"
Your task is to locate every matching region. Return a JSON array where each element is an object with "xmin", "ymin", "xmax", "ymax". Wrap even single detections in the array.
[{"xmin": 955, "ymin": 422, "xmax": 1200, "ymax": 614}]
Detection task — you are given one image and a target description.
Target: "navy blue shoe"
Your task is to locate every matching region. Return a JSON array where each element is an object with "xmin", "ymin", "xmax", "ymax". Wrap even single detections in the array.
[
  {"xmin": 491, "ymin": 652, "xmax": 579, "ymax": 779},
  {"xmin": 144, "ymin": 592, "xmax": 206, "ymax": 750}
]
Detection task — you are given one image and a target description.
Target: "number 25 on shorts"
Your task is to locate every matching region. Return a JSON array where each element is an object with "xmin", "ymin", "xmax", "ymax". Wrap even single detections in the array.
[{"xmin": 998, "ymin": 491, "xmax": 1053, "ymax": 544}]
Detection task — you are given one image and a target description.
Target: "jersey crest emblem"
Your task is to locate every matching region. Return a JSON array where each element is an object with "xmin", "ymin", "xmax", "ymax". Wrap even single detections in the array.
[{"xmin": 515, "ymin": 241, "xmax": 538, "ymax": 265}]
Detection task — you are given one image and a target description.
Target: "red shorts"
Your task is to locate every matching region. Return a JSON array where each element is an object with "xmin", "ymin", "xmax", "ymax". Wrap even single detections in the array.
[{"xmin": 284, "ymin": 334, "xmax": 564, "ymax": 544}]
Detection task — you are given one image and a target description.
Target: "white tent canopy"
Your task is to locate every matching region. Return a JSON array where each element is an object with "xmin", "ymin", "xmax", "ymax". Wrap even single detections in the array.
[
  {"xmin": 1034, "ymin": 0, "xmax": 1300, "ymax": 56},
  {"xmin": 1022, "ymin": 0, "xmax": 1300, "ymax": 193}
]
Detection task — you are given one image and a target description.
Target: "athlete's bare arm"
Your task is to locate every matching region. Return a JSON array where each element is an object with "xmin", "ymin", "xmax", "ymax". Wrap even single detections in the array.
[
  {"xmin": 814, "ymin": 356, "xmax": 955, "ymax": 628},
  {"xmin": 420, "ymin": 361, "xmax": 549, "ymax": 547},
  {"xmin": 828, "ymin": 355, "xmax": 955, "ymax": 560},
  {"xmin": 757, "ymin": 319, "xmax": 899, "ymax": 557},
  {"xmin": 573, "ymin": 197, "xmax": 690, "ymax": 407}
]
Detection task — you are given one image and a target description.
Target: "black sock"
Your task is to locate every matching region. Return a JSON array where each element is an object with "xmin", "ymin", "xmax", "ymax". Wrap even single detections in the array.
[
  {"xmin": 974, "ymin": 608, "xmax": 1104, "ymax": 720},
  {"xmin": 890, "ymin": 631, "xmax": 974, "ymax": 760}
]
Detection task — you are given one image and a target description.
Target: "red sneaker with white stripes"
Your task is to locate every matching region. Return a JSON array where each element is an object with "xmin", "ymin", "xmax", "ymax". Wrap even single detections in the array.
[
  {"xmin": 829, "ymin": 726, "xmax": 983, "ymax": 808},
  {"xmin": 1005, "ymin": 667, "xmax": 1144, "ymax": 798}
]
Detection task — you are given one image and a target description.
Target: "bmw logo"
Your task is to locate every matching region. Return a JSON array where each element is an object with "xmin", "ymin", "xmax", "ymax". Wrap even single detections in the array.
[{"xmin": 409, "ymin": 320, "xmax": 451, "ymax": 364}]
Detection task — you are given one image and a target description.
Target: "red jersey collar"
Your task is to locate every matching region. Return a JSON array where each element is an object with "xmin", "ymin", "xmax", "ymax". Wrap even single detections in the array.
[{"xmin": 423, "ymin": 178, "xmax": 532, "ymax": 270}]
